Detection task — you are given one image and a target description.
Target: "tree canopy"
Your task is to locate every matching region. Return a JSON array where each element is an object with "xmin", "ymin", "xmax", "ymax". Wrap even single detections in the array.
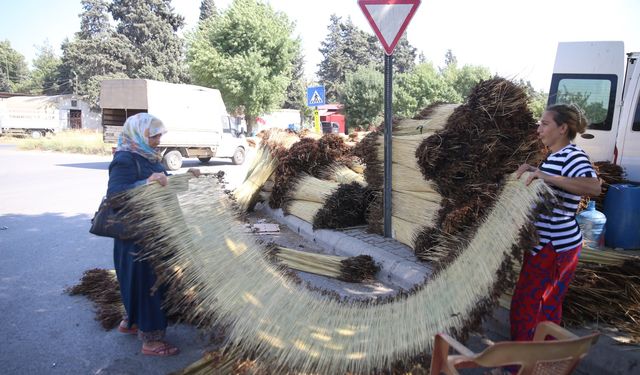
[
  {"xmin": 187, "ymin": 0, "xmax": 299, "ymax": 131},
  {"xmin": 110, "ymin": 0, "xmax": 188, "ymax": 83},
  {"xmin": 0, "ymin": 40, "xmax": 29, "ymax": 92}
]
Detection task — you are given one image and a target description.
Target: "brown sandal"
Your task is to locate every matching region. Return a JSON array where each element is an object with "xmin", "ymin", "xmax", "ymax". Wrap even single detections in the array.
[
  {"xmin": 117, "ymin": 320, "xmax": 138, "ymax": 335},
  {"xmin": 141, "ymin": 342, "xmax": 180, "ymax": 357}
]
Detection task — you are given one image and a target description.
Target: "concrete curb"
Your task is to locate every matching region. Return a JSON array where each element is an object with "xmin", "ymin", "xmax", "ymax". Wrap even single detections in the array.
[{"xmin": 258, "ymin": 204, "xmax": 430, "ymax": 290}]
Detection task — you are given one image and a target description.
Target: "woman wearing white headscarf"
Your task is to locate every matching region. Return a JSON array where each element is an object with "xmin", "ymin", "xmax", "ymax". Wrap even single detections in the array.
[{"xmin": 107, "ymin": 113, "xmax": 198, "ymax": 356}]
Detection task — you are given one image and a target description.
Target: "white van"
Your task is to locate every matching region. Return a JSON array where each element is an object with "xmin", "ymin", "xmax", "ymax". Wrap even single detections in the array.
[
  {"xmin": 100, "ymin": 79, "xmax": 247, "ymax": 170},
  {"xmin": 547, "ymin": 41, "xmax": 640, "ymax": 182}
]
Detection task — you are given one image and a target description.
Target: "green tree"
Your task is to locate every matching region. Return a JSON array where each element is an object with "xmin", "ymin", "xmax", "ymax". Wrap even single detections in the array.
[
  {"xmin": 110, "ymin": 0, "xmax": 188, "ymax": 82},
  {"xmin": 0, "ymin": 40, "xmax": 29, "ymax": 92},
  {"xmin": 392, "ymin": 34, "xmax": 417, "ymax": 73},
  {"xmin": 187, "ymin": 0, "xmax": 299, "ymax": 132},
  {"xmin": 517, "ymin": 79, "xmax": 547, "ymax": 119},
  {"xmin": 341, "ymin": 66, "xmax": 384, "ymax": 128},
  {"xmin": 59, "ymin": 0, "xmax": 132, "ymax": 105},
  {"xmin": 317, "ymin": 15, "xmax": 381, "ymax": 102},
  {"xmin": 439, "ymin": 50, "xmax": 491, "ymax": 99},
  {"xmin": 18, "ymin": 42, "xmax": 63, "ymax": 95},
  {"xmin": 393, "ymin": 62, "xmax": 460, "ymax": 117},
  {"xmin": 283, "ymin": 49, "xmax": 306, "ymax": 112},
  {"xmin": 199, "ymin": 0, "xmax": 218, "ymax": 21}
]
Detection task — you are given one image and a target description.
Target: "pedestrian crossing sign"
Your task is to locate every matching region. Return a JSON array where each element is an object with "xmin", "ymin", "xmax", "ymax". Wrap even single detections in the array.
[{"xmin": 306, "ymin": 86, "xmax": 325, "ymax": 106}]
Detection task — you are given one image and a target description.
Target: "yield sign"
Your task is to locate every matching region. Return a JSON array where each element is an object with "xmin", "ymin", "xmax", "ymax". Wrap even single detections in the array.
[{"xmin": 358, "ymin": 0, "xmax": 421, "ymax": 55}]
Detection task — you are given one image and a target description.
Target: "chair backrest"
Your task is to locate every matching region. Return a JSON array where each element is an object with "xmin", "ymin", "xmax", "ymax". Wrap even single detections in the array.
[
  {"xmin": 470, "ymin": 333, "xmax": 600, "ymax": 374},
  {"xmin": 432, "ymin": 322, "xmax": 600, "ymax": 375}
]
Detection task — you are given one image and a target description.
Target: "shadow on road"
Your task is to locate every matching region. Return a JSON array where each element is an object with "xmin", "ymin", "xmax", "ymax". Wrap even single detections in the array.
[{"xmin": 56, "ymin": 161, "xmax": 111, "ymax": 170}]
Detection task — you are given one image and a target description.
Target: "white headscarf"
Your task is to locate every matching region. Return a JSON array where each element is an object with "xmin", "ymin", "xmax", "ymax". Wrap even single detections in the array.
[{"xmin": 116, "ymin": 113, "xmax": 167, "ymax": 162}]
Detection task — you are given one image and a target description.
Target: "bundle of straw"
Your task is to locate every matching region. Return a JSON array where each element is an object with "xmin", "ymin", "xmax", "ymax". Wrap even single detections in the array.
[
  {"xmin": 270, "ymin": 246, "xmax": 380, "ymax": 283},
  {"xmin": 66, "ymin": 268, "xmax": 124, "ymax": 330},
  {"xmin": 233, "ymin": 129, "xmax": 299, "ymax": 211},
  {"xmin": 283, "ymin": 200, "xmax": 323, "ymax": 224},
  {"xmin": 270, "ymin": 134, "xmax": 350, "ymax": 209},
  {"xmin": 320, "ymin": 163, "xmax": 366, "ymax": 185},
  {"xmin": 313, "ymin": 182, "xmax": 372, "ymax": 230},
  {"xmin": 116, "ymin": 171, "xmax": 552, "ymax": 374},
  {"xmin": 413, "ymin": 77, "xmax": 544, "ymax": 262},
  {"xmin": 286, "ymin": 175, "xmax": 339, "ymax": 204}
]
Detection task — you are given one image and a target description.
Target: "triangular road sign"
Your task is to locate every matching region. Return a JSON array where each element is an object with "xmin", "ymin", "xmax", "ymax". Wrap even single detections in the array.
[
  {"xmin": 310, "ymin": 90, "xmax": 323, "ymax": 105},
  {"xmin": 358, "ymin": 0, "xmax": 421, "ymax": 55}
]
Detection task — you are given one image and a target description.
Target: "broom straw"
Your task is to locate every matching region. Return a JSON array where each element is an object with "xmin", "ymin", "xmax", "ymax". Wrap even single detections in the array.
[{"xmin": 116, "ymin": 171, "xmax": 552, "ymax": 374}]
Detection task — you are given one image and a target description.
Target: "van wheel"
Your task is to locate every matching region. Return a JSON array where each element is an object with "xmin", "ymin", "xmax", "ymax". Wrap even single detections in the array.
[
  {"xmin": 232, "ymin": 147, "xmax": 245, "ymax": 165},
  {"xmin": 163, "ymin": 150, "xmax": 182, "ymax": 171},
  {"xmin": 30, "ymin": 130, "xmax": 44, "ymax": 139},
  {"xmin": 198, "ymin": 157, "xmax": 211, "ymax": 164}
]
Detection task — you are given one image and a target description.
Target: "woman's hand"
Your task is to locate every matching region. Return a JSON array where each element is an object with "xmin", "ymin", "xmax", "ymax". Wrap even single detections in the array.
[
  {"xmin": 187, "ymin": 168, "xmax": 201, "ymax": 177},
  {"xmin": 516, "ymin": 163, "xmax": 537, "ymax": 179},
  {"xmin": 147, "ymin": 172, "xmax": 168, "ymax": 186}
]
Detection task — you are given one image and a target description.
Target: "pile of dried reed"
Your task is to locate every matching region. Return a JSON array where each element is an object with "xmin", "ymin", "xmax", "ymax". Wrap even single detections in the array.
[
  {"xmin": 413, "ymin": 78, "xmax": 544, "ymax": 261},
  {"xmin": 269, "ymin": 245, "xmax": 380, "ymax": 283},
  {"xmin": 66, "ymin": 268, "xmax": 123, "ymax": 330},
  {"xmin": 269, "ymin": 134, "xmax": 350, "ymax": 209},
  {"xmin": 233, "ymin": 129, "xmax": 299, "ymax": 212},
  {"xmin": 313, "ymin": 182, "xmax": 372, "ymax": 230},
  {"xmin": 115, "ymin": 171, "xmax": 551, "ymax": 374}
]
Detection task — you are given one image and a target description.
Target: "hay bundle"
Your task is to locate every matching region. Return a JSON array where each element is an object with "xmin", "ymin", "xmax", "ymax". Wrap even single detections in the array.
[
  {"xmin": 285, "ymin": 175, "xmax": 339, "ymax": 205},
  {"xmin": 313, "ymin": 182, "xmax": 372, "ymax": 230},
  {"xmin": 392, "ymin": 103, "xmax": 458, "ymax": 136},
  {"xmin": 320, "ymin": 163, "xmax": 366, "ymax": 185},
  {"xmin": 233, "ymin": 129, "xmax": 299, "ymax": 211},
  {"xmin": 269, "ymin": 246, "xmax": 380, "ymax": 283},
  {"xmin": 66, "ymin": 268, "xmax": 123, "ymax": 330},
  {"xmin": 413, "ymin": 77, "xmax": 544, "ymax": 262},
  {"xmin": 284, "ymin": 200, "xmax": 323, "ymax": 223},
  {"xmin": 270, "ymin": 134, "xmax": 350, "ymax": 209},
  {"xmin": 115, "ymin": 171, "xmax": 551, "ymax": 374}
]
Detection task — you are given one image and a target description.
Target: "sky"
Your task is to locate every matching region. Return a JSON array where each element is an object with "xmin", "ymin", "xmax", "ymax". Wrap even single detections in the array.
[{"xmin": 1, "ymin": 0, "xmax": 639, "ymax": 91}]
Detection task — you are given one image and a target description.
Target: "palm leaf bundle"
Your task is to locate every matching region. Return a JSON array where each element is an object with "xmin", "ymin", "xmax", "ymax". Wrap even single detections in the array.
[
  {"xmin": 66, "ymin": 268, "xmax": 123, "ymax": 330},
  {"xmin": 269, "ymin": 245, "xmax": 380, "ymax": 283},
  {"xmin": 115, "ymin": 171, "xmax": 552, "ymax": 374},
  {"xmin": 313, "ymin": 182, "xmax": 372, "ymax": 230}
]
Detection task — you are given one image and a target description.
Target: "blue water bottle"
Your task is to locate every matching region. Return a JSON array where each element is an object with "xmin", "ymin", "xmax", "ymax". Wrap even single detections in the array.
[{"xmin": 576, "ymin": 201, "xmax": 607, "ymax": 249}]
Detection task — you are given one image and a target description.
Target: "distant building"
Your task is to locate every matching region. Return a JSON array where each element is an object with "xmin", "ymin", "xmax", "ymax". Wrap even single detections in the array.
[{"xmin": 0, "ymin": 94, "xmax": 101, "ymax": 136}]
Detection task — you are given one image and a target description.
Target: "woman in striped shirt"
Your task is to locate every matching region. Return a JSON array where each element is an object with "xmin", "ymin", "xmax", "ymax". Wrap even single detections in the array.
[{"xmin": 511, "ymin": 104, "xmax": 602, "ymax": 342}]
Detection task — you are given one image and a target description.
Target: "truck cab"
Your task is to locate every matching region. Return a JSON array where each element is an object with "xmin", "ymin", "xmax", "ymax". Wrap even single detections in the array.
[{"xmin": 547, "ymin": 41, "xmax": 640, "ymax": 182}]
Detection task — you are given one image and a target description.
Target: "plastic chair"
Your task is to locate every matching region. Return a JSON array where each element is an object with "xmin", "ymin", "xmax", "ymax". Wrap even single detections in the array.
[{"xmin": 430, "ymin": 321, "xmax": 600, "ymax": 375}]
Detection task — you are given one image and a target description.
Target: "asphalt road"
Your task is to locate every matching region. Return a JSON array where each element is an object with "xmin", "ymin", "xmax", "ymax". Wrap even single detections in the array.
[{"xmin": 0, "ymin": 145, "xmax": 251, "ymax": 374}]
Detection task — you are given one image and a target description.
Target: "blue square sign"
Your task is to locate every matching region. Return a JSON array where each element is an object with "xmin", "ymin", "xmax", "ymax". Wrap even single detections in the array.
[{"xmin": 306, "ymin": 86, "xmax": 325, "ymax": 106}]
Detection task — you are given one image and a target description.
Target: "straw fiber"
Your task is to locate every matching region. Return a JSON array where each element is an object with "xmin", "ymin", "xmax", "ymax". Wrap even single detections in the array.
[{"xmin": 117, "ymin": 171, "xmax": 551, "ymax": 374}]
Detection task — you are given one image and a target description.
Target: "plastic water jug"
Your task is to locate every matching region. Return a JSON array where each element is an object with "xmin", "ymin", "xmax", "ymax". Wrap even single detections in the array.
[
  {"xmin": 576, "ymin": 201, "xmax": 606, "ymax": 249},
  {"xmin": 604, "ymin": 183, "xmax": 640, "ymax": 249}
]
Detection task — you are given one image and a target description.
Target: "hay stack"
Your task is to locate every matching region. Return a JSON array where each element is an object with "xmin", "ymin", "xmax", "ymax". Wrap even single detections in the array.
[
  {"xmin": 357, "ymin": 103, "xmax": 452, "ymax": 243},
  {"xmin": 413, "ymin": 78, "xmax": 544, "ymax": 262}
]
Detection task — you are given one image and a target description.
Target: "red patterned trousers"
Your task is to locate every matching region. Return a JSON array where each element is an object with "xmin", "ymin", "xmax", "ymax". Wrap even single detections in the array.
[{"xmin": 510, "ymin": 241, "xmax": 581, "ymax": 341}]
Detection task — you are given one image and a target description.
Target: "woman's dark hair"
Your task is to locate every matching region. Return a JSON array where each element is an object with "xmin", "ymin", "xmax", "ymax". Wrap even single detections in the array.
[{"xmin": 546, "ymin": 104, "xmax": 588, "ymax": 140}]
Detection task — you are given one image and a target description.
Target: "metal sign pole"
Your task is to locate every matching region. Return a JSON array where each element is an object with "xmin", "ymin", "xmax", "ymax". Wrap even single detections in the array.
[{"xmin": 383, "ymin": 53, "xmax": 393, "ymax": 238}]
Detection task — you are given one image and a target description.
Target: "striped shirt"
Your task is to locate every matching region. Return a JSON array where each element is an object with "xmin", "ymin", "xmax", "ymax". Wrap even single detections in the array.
[{"xmin": 534, "ymin": 144, "xmax": 597, "ymax": 253}]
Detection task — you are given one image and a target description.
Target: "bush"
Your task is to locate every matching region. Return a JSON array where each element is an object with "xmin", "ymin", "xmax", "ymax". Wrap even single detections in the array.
[{"xmin": 12, "ymin": 130, "xmax": 112, "ymax": 155}]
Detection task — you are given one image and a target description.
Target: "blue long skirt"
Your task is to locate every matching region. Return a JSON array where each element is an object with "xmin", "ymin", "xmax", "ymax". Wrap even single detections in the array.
[{"xmin": 113, "ymin": 239, "xmax": 167, "ymax": 333}]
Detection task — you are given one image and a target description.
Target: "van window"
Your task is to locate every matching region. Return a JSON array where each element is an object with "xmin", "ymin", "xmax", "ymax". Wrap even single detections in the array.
[
  {"xmin": 547, "ymin": 74, "xmax": 618, "ymax": 131},
  {"xmin": 633, "ymin": 92, "xmax": 640, "ymax": 132},
  {"xmin": 221, "ymin": 116, "xmax": 231, "ymax": 133}
]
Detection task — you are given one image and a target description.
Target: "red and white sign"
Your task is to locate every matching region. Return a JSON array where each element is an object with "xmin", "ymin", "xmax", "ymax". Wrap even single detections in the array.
[{"xmin": 358, "ymin": 0, "xmax": 421, "ymax": 55}]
